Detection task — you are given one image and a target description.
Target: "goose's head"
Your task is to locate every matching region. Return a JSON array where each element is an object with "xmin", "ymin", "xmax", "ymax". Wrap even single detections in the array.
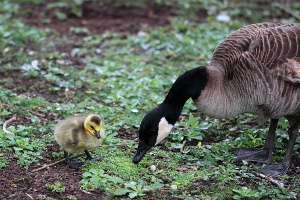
[
  {"xmin": 84, "ymin": 114, "xmax": 103, "ymax": 139},
  {"xmin": 133, "ymin": 104, "xmax": 175, "ymax": 164},
  {"xmin": 133, "ymin": 67, "xmax": 208, "ymax": 164}
]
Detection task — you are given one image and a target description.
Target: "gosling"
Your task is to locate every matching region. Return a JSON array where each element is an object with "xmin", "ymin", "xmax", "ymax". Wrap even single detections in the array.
[{"xmin": 54, "ymin": 114, "xmax": 105, "ymax": 169}]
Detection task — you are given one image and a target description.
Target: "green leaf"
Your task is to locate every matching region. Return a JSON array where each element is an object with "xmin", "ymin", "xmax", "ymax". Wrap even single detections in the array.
[
  {"xmin": 128, "ymin": 192, "xmax": 139, "ymax": 198},
  {"xmin": 13, "ymin": 147, "xmax": 23, "ymax": 151},
  {"xmin": 114, "ymin": 188, "xmax": 131, "ymax": 196},
  {"xmin": 90, "ymin": 177, "xmax": 99, "ymax": 186},
  {"xmin": 125, "ymin": 182, "xmax": 137, "ymax": 190},
  {"xmin": 30, "ymin": 115, "xmax": 40, "ymax": 123},
  {"xmin": 89, "ymin": 168, "xmax": 101, "ymax": 175},
  {"xmin": 150, "ymin": 183, "xmax": 164, "ymax": 190},
  {"xmin": 82, "ymin": 172, "xmax": 92, "ymax": 178},
  {"xmin": 108, "ymin": 176, "xmax": 124, "ymax": 184}
]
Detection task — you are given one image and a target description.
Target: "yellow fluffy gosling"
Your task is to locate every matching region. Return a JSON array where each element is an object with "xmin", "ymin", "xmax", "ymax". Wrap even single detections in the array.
[{"xmin": 54, "ymin": 114, "xmax": 105, "ymax": 169}]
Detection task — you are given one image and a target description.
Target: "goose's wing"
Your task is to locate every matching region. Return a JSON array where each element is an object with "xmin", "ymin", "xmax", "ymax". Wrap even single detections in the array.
[
  {"xmin": 211, "ymin": 23, "xmax": 300, "ymax": 84},
  {"xmin": 246, "ymin": 23, "xmax": 300, "ymax": 84}
]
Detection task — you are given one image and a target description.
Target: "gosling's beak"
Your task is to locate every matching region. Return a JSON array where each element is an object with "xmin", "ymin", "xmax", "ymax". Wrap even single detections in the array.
[
  {"xmin": 132, "ymin": 141, "xmax": 152, "ymax": 164},
  {"xmin": 95, "ymin": 131, "xmax": 101, "ymax": 139}
]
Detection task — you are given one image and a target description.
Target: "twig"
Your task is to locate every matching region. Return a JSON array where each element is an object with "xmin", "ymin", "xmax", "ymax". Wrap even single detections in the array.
[
  {"xmin": 253, "ymin": 172, "xmax": 285, "ymax": 188},
  {"xmin": 273, "ymin": 3, "xmax": 300, "ymax": 21},
  {"xmin": 180, "ymin": 140, "xmax": 187, "ymax": 152},
  {"xmin": 31, "ymin": 154, "xmax": 82, "ymax": 173},
  {"xmin": 28, "ymin": 110, "xmax": 46, "ymax": 118},
  {"xmin": 3, "ymin": 115, "xmax": 17, "ymax": 134},
  {"xmin": 31, "ymin": 158, "xmax": 67, "ymax": 172},
  {"xmin": 25, "ymin": 193, "xmax": 34, "ymax": 200},
  {"xmin": 81, "ymin": 190, "xmax": 92, "ymax": 195}
]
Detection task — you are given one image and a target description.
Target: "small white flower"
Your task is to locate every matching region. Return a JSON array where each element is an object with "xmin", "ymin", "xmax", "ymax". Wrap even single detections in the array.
[
  {"xmin": 242, "ymin": 160, "xmax": 248, "ymax": 165},
  {"xmin": 171, "ymin": 185, "xmax": 178, "ymax": 190},
  {"xmin": 216, "ymin": 12, "xmax": 231, "ymax": 22},
  {"xmin": 149, "ymin": 165, "xmax": 156, "ymax": 171}
]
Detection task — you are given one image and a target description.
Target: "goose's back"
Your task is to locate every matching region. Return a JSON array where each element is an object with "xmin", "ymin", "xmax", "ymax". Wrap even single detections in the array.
[{"xmin": 211, "ymin": 23, "xmax": 300, "ymax": 84}]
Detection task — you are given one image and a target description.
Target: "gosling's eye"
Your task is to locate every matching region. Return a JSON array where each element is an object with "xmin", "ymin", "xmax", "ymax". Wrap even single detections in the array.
[{"xmin": 90, "ymin": 125, "xmax": 94, "ymax": 130}]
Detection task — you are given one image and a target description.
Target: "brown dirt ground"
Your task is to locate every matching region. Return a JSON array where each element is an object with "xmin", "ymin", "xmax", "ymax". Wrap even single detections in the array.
[
  {"xmin": 22, "ymin": 0, "xmax": 176, "ymax": 35},
  {"xmin": 1, "ymin": 1, "xmax": 299, "ymax": 199}
]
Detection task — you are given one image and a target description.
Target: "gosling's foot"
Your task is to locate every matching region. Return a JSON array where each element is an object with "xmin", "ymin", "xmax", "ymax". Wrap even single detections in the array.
[
  {"xmin": 231, "ymin": 148, "xmax": 269, "ymax": 163},
  {"xmin": 261, "ymin": 163, "xmax": 288, "ymax": 176},
  {"xmin": 84, "ymin": 150, "xmax": 104, "ymax": 161},
  {"xmin": 68, "ymin": 160, "xmax": 83, "ymax": 169}
]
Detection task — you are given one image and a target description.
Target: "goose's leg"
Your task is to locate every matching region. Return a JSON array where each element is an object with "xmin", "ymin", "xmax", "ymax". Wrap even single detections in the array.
[
  {"xmin": 262, "ymin": 117, "xmax": 299, "ymax": 176},
  {"xmin": 85, "ymin": 150, "xmax": 104, "ymax": 161},
  {"xmin": 232, "ymin": 119, "xmax": 278, "ymax": 163},
  {"xmin": 64, "ymin": 151, "xmax": 83, "ymax": 169}
]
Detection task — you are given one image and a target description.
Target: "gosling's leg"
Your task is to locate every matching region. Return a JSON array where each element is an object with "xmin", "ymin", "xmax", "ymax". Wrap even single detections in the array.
[
  {"xmin": 232, "ymin": 118, "xmax": 278, "ymax": 164},
  {"xmin": 64, "ymin": 151, "xmax": 83, "ymax": 169},
  {"xmin": 84, "ymin": 150, "xmax": 104, "ymax": 161},
  {"xmin": 261, "ymin": 117, "xmax": 299, "ymax": 176}
]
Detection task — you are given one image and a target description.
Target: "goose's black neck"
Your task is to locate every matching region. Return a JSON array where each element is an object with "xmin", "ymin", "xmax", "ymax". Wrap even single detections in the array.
[{"xmin": 161, "ymin": 66, "xmax": 208, "ymax": 124}]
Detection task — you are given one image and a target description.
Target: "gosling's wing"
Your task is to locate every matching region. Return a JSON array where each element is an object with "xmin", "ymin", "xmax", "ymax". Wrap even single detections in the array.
[{"xmin": 54, "ymin": 116, "xmax": 86, "ymax": 149}]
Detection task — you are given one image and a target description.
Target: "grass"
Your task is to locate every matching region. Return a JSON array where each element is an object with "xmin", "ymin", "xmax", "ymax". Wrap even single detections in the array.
[{"xmin": 1, "ymin": 0, "xmax": 300, "ymax": 199}]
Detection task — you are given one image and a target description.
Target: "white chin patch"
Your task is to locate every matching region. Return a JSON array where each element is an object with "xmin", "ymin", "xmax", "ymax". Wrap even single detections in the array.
[{"xmin": 155, "ymin": 117, "xmax": 173, "ymax": 145}]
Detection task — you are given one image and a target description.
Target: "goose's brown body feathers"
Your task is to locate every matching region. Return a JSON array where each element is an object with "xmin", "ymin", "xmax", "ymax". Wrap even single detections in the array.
[
  {"xmin": 197, "ymin": 23, "xmax": 300, "ymax": 120},
  {"xmin": 213, "ymin": 23, "xmax": 300, "ymax": 82}
]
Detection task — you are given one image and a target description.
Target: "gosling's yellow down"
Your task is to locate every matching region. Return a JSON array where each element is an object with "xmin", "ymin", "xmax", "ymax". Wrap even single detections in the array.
[{"xmin": 54, "ymin": 114, "xmax": 105, "ymax": 169}]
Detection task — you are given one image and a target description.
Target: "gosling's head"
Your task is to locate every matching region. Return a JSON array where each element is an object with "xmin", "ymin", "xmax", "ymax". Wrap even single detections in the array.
[{"xmin": 84, "ymin": 114, "xmax": 103, "ymax": 139}]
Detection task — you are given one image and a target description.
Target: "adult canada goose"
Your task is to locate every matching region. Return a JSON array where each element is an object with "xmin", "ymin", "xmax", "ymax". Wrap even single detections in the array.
[
  {"xmin": 133, "ymin": 23, "xmax": 300, "ymax": 176},
  {"xmin": 54, "ymin": 114, "xmax": 105, "ymax": 169}
]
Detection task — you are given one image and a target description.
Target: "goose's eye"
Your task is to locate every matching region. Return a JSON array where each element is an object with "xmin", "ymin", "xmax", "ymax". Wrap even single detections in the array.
[{"xmin": 90, "ymin": 125, "xmax": 94, "ymax": 130}]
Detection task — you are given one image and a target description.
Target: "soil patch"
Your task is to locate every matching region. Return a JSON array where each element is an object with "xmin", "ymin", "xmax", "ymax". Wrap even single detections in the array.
[
  {"xmin": 21, "ymin": 0, "xmax": 178, "ymax": 36},
  {"xmin": 0, "ymin": 142, "xmax": 107, "ymax": 200}
]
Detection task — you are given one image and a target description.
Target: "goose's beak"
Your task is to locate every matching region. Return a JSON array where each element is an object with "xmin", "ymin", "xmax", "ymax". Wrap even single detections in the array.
[
  {"xmin": 132, "ymin": 141, "xmax": 152, "ymax": 164},
  {"xmin": 95, "ymin": 131, "xmax": 101, "ymax": 139}
]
